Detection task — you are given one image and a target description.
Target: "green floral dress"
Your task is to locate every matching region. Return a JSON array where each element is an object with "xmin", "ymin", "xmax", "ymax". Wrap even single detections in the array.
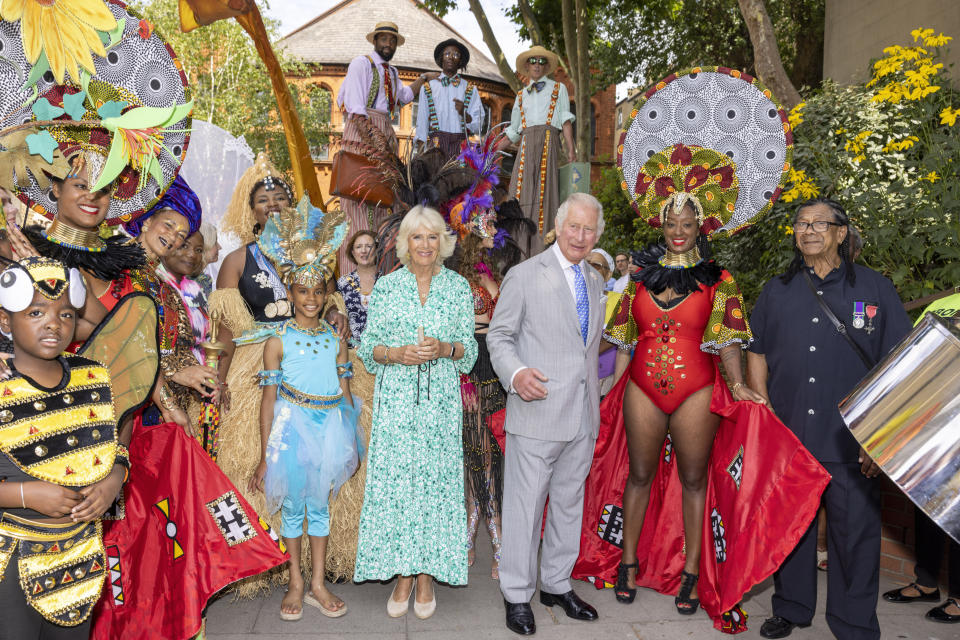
[{"xmin": 354, "ymin": 266, "xmax": 478, "ymax": 584}]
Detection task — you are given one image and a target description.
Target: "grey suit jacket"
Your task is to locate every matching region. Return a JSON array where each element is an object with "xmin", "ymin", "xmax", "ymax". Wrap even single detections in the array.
[{"xmin": 487, "ymin": 248, "xmax": 604, "ymax": 442}]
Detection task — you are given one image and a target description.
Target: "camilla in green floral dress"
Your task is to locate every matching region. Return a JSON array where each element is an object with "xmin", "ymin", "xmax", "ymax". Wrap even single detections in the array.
[{"xmin": 354, "ymin": 266, "xmax": 478, "ymax": 585}]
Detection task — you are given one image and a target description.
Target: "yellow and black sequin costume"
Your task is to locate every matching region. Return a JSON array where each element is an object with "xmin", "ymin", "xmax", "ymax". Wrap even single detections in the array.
[{"xmin": 0, "ymin": 355, "xmax": 120, "ymax": 627}]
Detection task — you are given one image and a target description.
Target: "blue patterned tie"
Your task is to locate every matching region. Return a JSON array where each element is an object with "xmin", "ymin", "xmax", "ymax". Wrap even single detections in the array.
[{"xmin": 571, "ymin": 263, "xmax": 589, "ymax": 344}]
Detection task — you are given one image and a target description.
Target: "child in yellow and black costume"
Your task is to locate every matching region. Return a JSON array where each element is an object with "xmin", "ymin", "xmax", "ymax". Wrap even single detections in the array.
[{"xmin": 0, "ymin": 256, "xmax": 132, "ymax": 640}]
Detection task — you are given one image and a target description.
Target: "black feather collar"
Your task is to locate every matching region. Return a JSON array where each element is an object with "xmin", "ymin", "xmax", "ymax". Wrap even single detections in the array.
[
  {"xmin": 25, "ymin": 225, "xmax": 146, "ymax": 282},
  {"xmin": 631, "ymin": 243, "xmax": 722, "ymax": 295}
]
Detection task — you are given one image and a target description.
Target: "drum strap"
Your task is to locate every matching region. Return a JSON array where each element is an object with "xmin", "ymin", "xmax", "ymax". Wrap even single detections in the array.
[{"xmin": 803, "ymin": 270, "xmax": 875, "ymax": 369}]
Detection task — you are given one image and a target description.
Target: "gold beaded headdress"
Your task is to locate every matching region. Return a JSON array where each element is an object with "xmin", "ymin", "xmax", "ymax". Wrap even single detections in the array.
[{"xmin": 257, "ymin": 196, "xmax": 348, "ymax": 287}]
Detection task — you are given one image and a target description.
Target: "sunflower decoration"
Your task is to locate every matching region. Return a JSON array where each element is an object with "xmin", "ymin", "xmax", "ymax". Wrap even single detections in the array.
[
  {"xmin": 0, "ymin": 0, "xmax": 118, "ymax": 84},
  {"xmin": 634, "ymin": 143, "xmax": 739, "ymax": 237},
  {"xmin": 257, "ymin": 195, "xmax": 349, "ymax": 287},
  {"xmin": 0, "ymin": 0, "xmax": 193, "ymax": 226}
]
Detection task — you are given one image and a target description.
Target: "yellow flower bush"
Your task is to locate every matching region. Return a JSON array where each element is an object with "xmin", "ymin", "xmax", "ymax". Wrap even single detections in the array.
[
  {"xmin": 714, "ymin": 26, "xmax": 960, "ymax": 309},
  {"xmin": 780, "ymin": 168, "xmax": 819, "ymax": 203},
  {"xmin": 788, "ymin": 102, "xmax": 805, "ymax": 129},
  {"xmin": 867, "ymin": 29, "xmax": 950, "ymax": 104},
  {"xmin": 940, "ymin": 107, "xmax": 959, "ymax": 127}
]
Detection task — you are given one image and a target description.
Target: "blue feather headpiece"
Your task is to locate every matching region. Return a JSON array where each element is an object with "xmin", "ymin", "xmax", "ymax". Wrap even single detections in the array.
[{"xmin": 257, "ymin": 196, "xmax": 348, "ymax": 286}]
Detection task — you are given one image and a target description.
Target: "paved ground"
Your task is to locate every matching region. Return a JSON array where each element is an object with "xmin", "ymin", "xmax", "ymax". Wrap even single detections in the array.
[{"xmin": 206, "ymin": 537, "xmax": 956, "ymax": 639}]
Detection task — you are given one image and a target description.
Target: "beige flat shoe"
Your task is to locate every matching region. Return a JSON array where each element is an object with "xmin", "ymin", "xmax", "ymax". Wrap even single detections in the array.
[
  {"xmin": 413, "ymin": 581, "xmax": 437, "ymax": 619},
  {"xmin": 387, "ymin": 580, "xmax": 411, "ymax": 618}
]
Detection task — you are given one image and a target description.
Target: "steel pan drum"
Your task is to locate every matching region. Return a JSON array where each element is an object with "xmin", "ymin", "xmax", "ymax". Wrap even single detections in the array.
[{"xmin": 839, "ymin": 313, "xmax": 960, "ymax": 544}]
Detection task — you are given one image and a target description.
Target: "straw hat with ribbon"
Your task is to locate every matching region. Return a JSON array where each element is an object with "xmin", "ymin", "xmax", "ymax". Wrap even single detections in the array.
[
  {"xmin": 515, "ymin": 46, "xmax": 559, "ymax": 78},
  {"xmin": 366, "ymin": 21, "xmax": 405, "ymax": 46}
]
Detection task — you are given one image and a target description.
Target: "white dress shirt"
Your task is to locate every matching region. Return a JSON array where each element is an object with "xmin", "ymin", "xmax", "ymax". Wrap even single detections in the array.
[
  {"xmin": 509, "ymin": 243, "xmax": 589, "ymax": 390},
  {"xmin": 505, "ymin": 78, "xmax": 575, "ymax": 144},
  {"xmin": 414, "ymin": 74, "xmax": 483, "ymax": 142}
]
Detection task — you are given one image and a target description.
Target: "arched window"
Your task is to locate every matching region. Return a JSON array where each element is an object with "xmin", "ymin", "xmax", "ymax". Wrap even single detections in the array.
[
  {"xmin": 500, "ymin": 103, "xmax": 512, "ymax": 126},
  {"xmin": 305, "ymin": 84, "xmax": 332, "ymax": 161}
]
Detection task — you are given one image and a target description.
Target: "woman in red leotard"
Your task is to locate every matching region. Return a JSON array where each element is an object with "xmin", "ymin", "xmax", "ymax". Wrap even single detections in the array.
[{"xmin": 604, "ymin": 185, "xmax": 766, "ymax": 614}]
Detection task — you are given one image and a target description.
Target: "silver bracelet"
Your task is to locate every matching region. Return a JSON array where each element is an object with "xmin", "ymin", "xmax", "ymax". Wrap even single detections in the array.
[
  {"xmin": 20, "ymin": 482, "xmax": 25, "ymax": 509},
  {"xmin": 449, "ymin": 342, "xmax": 456, "ymax": 359}
]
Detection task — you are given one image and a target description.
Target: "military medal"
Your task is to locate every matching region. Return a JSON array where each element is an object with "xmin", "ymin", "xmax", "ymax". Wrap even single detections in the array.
[
  {"xmin": 853, "ymin": 301, "xmax": 866, "ymax": 329},
  {"xmin": 865, "ymin": 304, "xmax": 878, "ymax": 334}
]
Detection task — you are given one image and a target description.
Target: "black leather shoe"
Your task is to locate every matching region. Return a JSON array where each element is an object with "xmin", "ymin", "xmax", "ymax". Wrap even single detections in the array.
[
  {"xmin": 883, "ymin": 583, "xmax": 941, "ymax": 603},
  {"xmin": 927, "ymin": 598, "xmax": 960, "ymax": 623},
  {"xmin": 759, "ymin": 615, "xmax": 811, "ymax": 639},
  {"xmin": 539, "ymin": 590, "xmax": 598, "ymax": 621},
  {"xmin": 504, "ymin": 600, "xmax": 536, "ymax": 635}
]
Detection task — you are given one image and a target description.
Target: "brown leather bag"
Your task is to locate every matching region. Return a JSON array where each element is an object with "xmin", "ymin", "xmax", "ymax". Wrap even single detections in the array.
[{"xmin": 330, "ymin": 150, "xmax": 395, "ymax": 208}]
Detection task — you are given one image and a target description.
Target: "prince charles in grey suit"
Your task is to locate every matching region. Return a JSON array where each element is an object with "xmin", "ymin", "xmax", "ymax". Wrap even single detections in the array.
[{"xmin": 487, "ymin": 192, "xmax": 605, "ymax": 635}]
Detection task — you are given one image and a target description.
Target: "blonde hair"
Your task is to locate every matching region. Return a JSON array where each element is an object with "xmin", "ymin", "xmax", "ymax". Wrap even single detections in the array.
[
  {"xmin": 198, "ymin": 221, "xmax": 217, "ymax": 250},
  {"xmin": 221, "ymin": 152, "xmax": 292, "ymax": 245},
  {"xmin": 395, "ymin": 206, "xmax": 457, "ymax": 265}
]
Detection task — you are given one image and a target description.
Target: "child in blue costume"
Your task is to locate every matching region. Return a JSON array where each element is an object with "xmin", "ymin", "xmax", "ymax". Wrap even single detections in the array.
[{"xmin": 242, "ymin": 197, "xmax": 362, "ymax": 622}]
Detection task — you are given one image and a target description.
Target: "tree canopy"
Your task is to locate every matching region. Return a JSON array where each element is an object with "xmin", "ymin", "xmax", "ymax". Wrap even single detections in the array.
[
  {"xmin": 130, "ymin": 0, "xmax": 330, "ymax": 173},
  {"xmin": 508, "ymin": 0, "xmax": 823, "ymax": 93}
]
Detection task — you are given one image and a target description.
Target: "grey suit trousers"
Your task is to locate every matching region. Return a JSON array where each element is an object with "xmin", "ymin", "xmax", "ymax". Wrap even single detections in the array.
[{"xmin": 499, "ymin": 410, "xmax": 596, "ymax": 603}]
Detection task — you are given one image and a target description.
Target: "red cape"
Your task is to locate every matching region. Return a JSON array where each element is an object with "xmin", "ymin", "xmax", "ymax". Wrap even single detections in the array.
[
  {"xmin": 91, "ymin": 418, "xmax": 288, "ymax": 640},
  {"xmin": 572, "ymin": 375, "xmax": 830, "ymax": 633}
]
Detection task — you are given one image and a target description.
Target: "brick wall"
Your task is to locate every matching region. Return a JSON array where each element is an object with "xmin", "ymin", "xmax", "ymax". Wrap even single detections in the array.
[{"xmin": 879, "ymin": 477, "xmax": 915, "ymax": 581}]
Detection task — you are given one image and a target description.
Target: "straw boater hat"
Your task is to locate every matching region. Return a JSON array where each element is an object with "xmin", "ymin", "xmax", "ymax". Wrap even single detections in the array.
[
  {"xmin": 516, "ymin": 45, "xmax": 559, "ymax": 77},
  {"xmin": 366, "ymin": 21, "xmax": 405, "ymax": 46},
  {"xmin": 433, "ymin": 38, "xmax": 470, "ymax": 69}
]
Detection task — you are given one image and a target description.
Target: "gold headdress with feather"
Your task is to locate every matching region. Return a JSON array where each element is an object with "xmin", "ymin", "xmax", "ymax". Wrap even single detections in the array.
[{"xmin": 257, "ymin": 195, "xmax": 348, "ymax": 287}]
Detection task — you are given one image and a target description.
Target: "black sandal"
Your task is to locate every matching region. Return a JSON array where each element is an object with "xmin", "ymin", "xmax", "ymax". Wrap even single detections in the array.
[
  {"xmin": 675, "ymin": 571, "xmax": 700, "ymax": 615},
  {"xmin": 614, "ymin": 561, "xmax": 638, "ymax": 604}
]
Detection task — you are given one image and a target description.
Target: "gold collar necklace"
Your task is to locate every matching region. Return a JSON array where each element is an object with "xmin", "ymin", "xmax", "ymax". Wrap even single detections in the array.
[
  {"xmin": 658, "ymin": 246, "xmax": 702, "ymax": 269},
  {"xmin": 46, "ymin": 219, "xmax": 106, "ymax": 252}
]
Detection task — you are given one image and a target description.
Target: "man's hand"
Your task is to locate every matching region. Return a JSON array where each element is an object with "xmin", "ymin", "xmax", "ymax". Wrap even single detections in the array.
[
  {"xmin": 513, "ymin": 367, "xmax": 548, "ymax": 402},
  {"xmin": 566, "ymin": 147, "xmax": 576, "ymax": 164},
  {"xmin": 859, "ymin": 447, "xmax": 882, "ymax": 478},
  {"xmin": 453, "ymin": 98, "xmax": 465, "ymax": 116}
]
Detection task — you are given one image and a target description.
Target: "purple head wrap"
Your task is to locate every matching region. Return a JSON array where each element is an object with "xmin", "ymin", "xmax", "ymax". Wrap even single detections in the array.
[{"xmin": 124, "ymin": 175, "xmax": 202, "ymax": 237}]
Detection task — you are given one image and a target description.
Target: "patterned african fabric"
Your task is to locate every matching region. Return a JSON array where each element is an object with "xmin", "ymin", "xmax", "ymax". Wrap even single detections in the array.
[
  {"xmin": 88, "ymin": 265, "xmax": 285, "ymax": 638},
  {"xmin": 618, "ymin": 67, "xmax": 793, "ymax": 236},
  {"xmin": 354, "ymin": 267, "xmax": 478, "ymax": 584},
  {"xmin": 573, "ymin": 376, "xmax": 830, "ymax": 633},
  {"xmin": 90, "ymin": 416, "xmax": 287, "ymax": 640}
]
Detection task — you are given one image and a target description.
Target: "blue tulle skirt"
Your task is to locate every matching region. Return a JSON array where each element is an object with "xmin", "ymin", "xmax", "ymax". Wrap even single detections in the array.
[{"xmin": 263, "ymin": 394, "xmax": 364, "ymax": 517}]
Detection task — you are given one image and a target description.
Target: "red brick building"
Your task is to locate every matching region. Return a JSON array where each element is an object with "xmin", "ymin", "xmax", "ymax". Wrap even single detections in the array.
[{"xmin": 276, "ymin": 0, "xmax": 615, "ymax": 193}]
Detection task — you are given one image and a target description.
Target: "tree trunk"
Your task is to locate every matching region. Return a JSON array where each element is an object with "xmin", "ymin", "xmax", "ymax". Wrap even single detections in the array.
[
  {"xmin": 736, "ymin": 0, "xmax": 802, "ymax": 107},
  {"xmin": 517, "ymin": 0, "xmax": 544, "ymax": 46},
  {"xmin": 467, "ymin": 0, "xmax": 521, "ymax": 94},
  {"xmin": 560, "ymin": 0, "xmax": 580, "ymax": 163},
  {"xmin": 561, "ymin": 0, "xmax": 578, "ymax": 79},
  {"xmin": 574, "ymin": 0, "xmax": 591, "ymax": 163}
]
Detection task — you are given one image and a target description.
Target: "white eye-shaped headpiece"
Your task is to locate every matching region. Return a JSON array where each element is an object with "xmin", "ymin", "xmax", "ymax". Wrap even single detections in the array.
[{"xmin": 0, "ymin": 258, "xmax": 87, "ymax": 312}]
